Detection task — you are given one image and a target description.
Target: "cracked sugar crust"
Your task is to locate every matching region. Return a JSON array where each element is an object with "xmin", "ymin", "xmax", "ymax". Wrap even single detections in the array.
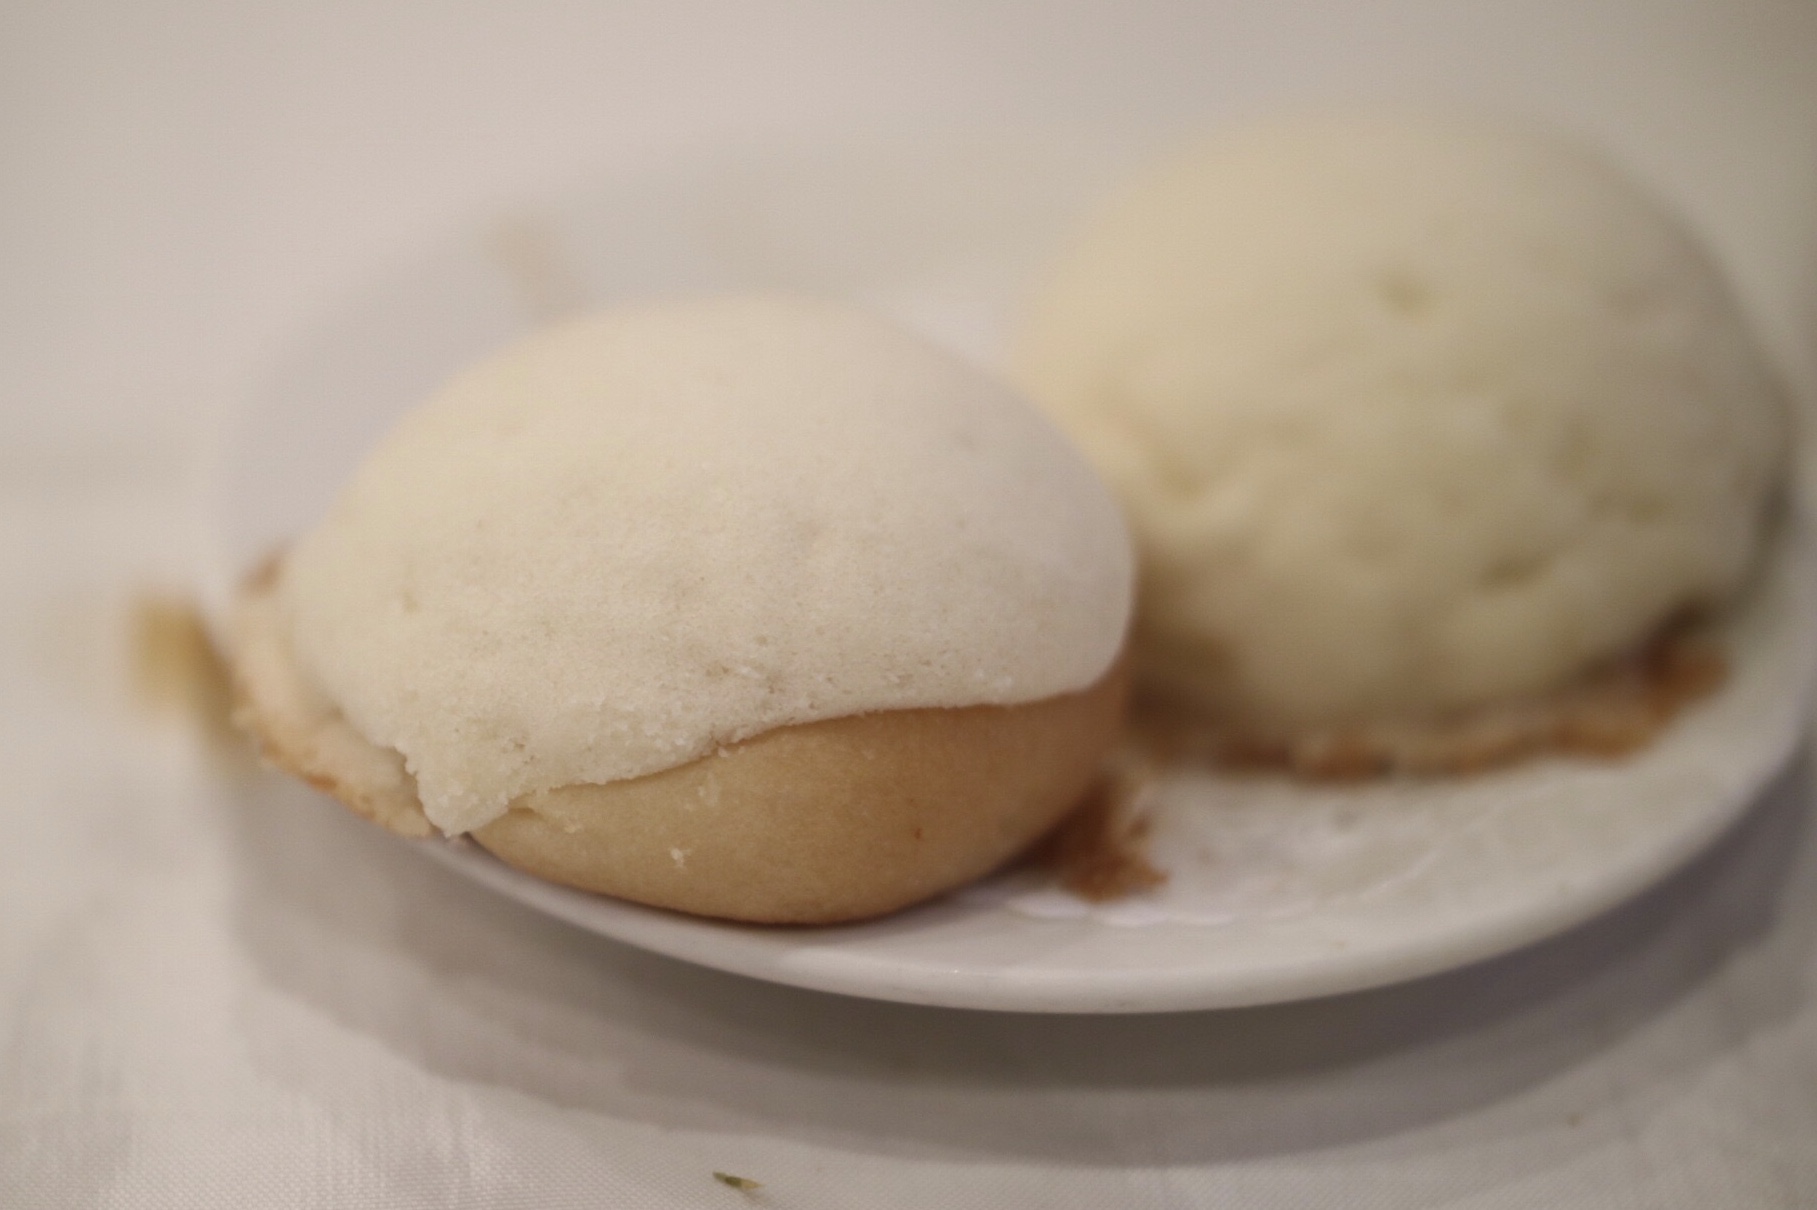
[
  {"xmin": 279, "ymin": 296, "xmax": 1133, "ymax": 834},
  {"xmin": 233, "ymin": 557, "xmax": 1131, "ymax": 924},
  {"xmin": 231, "ymin": 555, "xmax": 434, "ymax": 838}
]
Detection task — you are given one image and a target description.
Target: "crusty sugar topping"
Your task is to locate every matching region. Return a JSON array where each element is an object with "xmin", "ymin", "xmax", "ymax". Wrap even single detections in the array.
[{"xmin": 281, "ymin": 296, "xmax": 1133, "ymax": 834}]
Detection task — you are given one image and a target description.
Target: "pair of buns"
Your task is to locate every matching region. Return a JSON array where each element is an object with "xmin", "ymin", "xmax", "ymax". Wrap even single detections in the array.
[{"xmin": 235, "ymin": 115, "xmax": 1789, "ymax": 925}]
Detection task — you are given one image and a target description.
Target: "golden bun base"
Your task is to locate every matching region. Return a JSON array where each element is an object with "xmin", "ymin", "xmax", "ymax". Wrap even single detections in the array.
[{"xmin": 230, "ymin": 559, "xmax": 1128, "ymax": 924}]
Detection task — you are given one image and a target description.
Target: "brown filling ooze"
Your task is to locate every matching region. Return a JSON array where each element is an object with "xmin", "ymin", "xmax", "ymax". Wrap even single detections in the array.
[
  {"xmin": 1130, "ymin": 621, "xmax": 1727, "ymax": 781},
  {"xmin": 1026, "ymin": 760, "xmax": 1168, "ymax": 902}
]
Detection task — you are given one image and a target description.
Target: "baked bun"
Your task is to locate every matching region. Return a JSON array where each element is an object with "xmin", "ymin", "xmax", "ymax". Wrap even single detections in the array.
[
  {"xmin": 230, "ymin": 295, "xmax": 1135, "ymax": 922},
  {"xmin": 1014, "ymin": 112, "xmax": 1786, "ymax": 737},
  {"xmin": 235, "ymin": 564, "xmax": 1126, "ymax": 922}
]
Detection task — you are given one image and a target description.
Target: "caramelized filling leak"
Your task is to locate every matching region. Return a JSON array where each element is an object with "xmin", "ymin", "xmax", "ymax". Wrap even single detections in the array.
[
  {"xmin": 128, "ymin": 594, "xmax": 240, "ymax": 749},
  {"xmin": 1131, "ymin": 624, "xmax": 1727, "ymax": 781},
  {"xmin": 1032, "ymin": 623, "xmax": 1729, "ymax": 903},
  {"xmin": 1028, "ymin": 762, "xmax": 1168, "ymax": 902}
]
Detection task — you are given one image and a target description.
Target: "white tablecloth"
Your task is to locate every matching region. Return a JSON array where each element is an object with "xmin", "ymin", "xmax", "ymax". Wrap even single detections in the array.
[{"xmin": 6, "ymin": 3, "xmax": 1817, "ymax": 1205}]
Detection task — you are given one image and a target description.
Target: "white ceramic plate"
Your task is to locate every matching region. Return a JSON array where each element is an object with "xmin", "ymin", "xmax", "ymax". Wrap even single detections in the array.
[{"xmin": 205, "ymin": 135, "xmax": 1816, "ymax": 1013}]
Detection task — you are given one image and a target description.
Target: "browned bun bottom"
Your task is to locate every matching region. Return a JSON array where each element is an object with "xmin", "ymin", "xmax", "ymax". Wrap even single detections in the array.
[
  {"xmin": 474, "ymin": 665, "xmax": 1127, "ymax": 923},
  {"xmin": 230, "ymin": 559, "xmax": 1128, "ymax": 924}
]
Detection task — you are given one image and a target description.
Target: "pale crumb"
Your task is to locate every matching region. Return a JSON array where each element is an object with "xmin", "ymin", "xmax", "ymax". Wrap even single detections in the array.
[{"xmin": 670, "ymin": 847, "xmax": 689, "ymax": 869}]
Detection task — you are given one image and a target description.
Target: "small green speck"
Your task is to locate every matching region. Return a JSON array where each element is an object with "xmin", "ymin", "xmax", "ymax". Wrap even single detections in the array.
[{"xmin": 714, "ymin": 1171, "xmax": 762, "ymax": 1192}]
